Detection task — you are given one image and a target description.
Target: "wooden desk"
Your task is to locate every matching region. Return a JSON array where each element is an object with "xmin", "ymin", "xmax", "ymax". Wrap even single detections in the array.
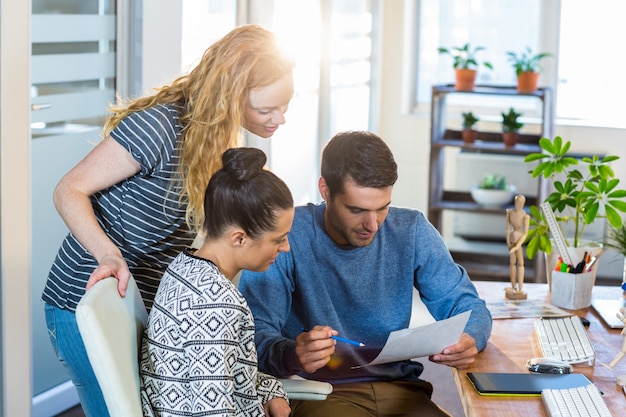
[{"xmin": 455, "ymin": 281, "xmax": 626, "ymax": 417}]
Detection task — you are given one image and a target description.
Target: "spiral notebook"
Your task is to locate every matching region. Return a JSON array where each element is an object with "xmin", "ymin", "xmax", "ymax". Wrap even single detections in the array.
[{"xmin": 466, "ymin": 372, "xmax": 592, "ymax": 396}]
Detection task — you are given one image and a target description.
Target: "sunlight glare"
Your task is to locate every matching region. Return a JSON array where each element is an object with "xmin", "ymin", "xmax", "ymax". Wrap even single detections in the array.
[{"xmin": 272, "ymin": 1, "xmax": 322, "ymax": 94}]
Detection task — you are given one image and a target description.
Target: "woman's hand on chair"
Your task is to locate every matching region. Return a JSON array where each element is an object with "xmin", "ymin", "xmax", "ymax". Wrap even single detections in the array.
[{"xmin": 85, "ymin": 253, "xmax": 131, "ymax": 297}]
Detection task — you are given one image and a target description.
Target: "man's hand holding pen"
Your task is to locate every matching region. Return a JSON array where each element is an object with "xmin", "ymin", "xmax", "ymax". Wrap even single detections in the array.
[{"xmin": 295, "ymin": 326, "xmax": 338, "ymax": 373}]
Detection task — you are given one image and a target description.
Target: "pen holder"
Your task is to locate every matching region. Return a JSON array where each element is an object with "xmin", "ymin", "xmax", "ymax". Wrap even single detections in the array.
[
  {"xmin": 544, "ymin": 244, "xmax": 601, "ymax": 292},
  {"xmin": 550, "ymin": 271, "xmax": 594, "ymax": 310}
]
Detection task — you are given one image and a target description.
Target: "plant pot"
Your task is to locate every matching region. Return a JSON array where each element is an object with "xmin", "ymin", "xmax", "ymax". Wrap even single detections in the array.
[
  {"xmin": 470, "ymin": 185, "xmax": 516, "ymax": 208},
  {"xmin": 517, "ymin": 71, "xmax": 539, "ymax": 93},
  {"xmin": 461, "ymin": 129, "xmax": 477, "ymax": 144},
  {"xmin": 455, "ymin": 69, "xmax": 477, "ymax": 91},
  {"xmin": 502, "ymin": 132, "xmax": 519, "ymax": 147}
]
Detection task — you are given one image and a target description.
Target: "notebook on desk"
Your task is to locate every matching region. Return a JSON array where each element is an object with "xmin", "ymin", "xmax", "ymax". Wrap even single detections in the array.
[
  {"xmin": 466, "ymin": 372, "xmax": 592, "ymax": 396},
  {"xmin": 591, "ymin": 298, "xmax": 626, "ymax": 329}
]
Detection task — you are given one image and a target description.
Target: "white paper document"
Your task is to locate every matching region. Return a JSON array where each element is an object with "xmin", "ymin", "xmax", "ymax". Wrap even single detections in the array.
[{"xmin": 352, "ymin": 310, "xmax": 471, "ymax": 368}]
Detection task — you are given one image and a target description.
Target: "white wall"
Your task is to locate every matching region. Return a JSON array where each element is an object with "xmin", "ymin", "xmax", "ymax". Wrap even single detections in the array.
[
  {"xmin": 378, "ymin": 2, "xmax": 431, "ymax": 211},
  {"xmin": 141, "ymin": 0, "xmax": 183, "ymax": 92}
]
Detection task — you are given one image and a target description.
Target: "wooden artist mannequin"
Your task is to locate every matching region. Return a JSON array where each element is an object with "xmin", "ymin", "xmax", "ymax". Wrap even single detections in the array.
[{"xmin": 505, "ymin": 194, "xmax": 529, "ymax": 300}]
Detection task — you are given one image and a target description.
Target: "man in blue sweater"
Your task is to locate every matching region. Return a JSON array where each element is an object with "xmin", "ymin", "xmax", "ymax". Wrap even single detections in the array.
[{"xmin": 239, "ymin": 130, "xmax": 492, "ymax": 416}]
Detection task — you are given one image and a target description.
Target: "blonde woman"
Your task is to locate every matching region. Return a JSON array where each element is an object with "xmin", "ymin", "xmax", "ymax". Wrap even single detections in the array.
[{"xmin": 42, "ymin": 24, "xmax": 294, "ymax": 417}]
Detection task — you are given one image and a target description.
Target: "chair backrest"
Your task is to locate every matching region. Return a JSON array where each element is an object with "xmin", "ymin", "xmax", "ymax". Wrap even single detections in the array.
[
  {"xmin": 76, "ymin": 276, "xmax": 333, "ymax": 416},
  {"xmin": 76, "ymin": 276, "xmax": 147, "ymax": 417}
]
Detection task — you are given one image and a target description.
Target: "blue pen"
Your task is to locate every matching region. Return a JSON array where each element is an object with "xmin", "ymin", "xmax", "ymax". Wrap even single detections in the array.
[
  {"xmin": 300, "ymin": 328, "xmax": 365, "ymax": 347},
  {"xmin": 331, "ymin": 335, "xmax": 366, "ymax": 347}
]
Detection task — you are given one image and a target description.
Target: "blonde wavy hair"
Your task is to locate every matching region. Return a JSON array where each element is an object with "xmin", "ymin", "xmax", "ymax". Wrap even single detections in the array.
[{"xmin": 103, "ymin": 24, "xmax": 294, "ymax": 231}]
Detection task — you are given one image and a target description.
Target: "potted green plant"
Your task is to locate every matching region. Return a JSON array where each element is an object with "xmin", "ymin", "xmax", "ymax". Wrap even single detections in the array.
[
  {"xmin": 501, "ymin": 108, "xmax": 523, "ymax": 147},
  {"xmin": 461, "ymin": 111, "xmax": 479, "ymax": 144},
  {"xmin": 523, "ymin": 136, "xmax": 626, "ymax": 262},
  {"xmin": 470, "ymin": 173, "xmax": 516, "ymax": 208},
  {"xmin": 478, "ymin": 173, "xmax": 508, "ymax": 190},
  {"xmin": 506, "ymin": 47, "xmax": 552, "ymax": 93},
  {"xmin": 438, "ymin": 43, "xmax": 493, "ymax": 91}
]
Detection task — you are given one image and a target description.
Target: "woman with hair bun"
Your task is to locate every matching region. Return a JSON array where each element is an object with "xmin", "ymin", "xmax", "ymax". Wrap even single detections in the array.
[
  {"xmin": 42, "ymin": 24, "xmax": 294, "ymax": 417},
  {"xmin": 140, "ymin": 147, "xmax": 294, "ymax": 417}
]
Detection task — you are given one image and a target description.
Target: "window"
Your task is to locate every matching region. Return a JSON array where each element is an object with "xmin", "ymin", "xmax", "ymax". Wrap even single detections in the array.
[
  {"xmin": 413, "ymin": 0, "xmax": 626, "ymax": 129},
  {"xmin": 270, "ymin": 0, "xmax": 378, "ymax": 204},
  {"xmin": 558, "ymin": 0, "xmax": 626, "ymax": 127},
  {"xmin": 415, "ymin": 0, "xmax": 543, "ymax": 103},
  {"xmin": 181, "ymin": 0, "xmax": 237, "ymax": 71}
]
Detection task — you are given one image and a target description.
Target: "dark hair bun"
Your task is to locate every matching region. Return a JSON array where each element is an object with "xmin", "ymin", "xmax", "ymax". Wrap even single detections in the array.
[
  {"xmin": 221, "ymin": 147, "xmax": 267, "ymax": 181},
  {"xmin": 203, "ymin": 146, "xmax": 293, "ymax": 239}
]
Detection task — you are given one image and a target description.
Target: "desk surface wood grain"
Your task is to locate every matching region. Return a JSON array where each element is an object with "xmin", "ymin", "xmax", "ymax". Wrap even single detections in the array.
[{"xmin": 456, "ymin": 281, "xmax": 626, "ymax": 417}]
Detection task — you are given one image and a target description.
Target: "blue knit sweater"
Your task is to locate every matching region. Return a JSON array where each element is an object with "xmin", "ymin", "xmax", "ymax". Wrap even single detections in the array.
[{"xmin": 239, "ymin": 203, "xmax": 492, "ymax": 384}]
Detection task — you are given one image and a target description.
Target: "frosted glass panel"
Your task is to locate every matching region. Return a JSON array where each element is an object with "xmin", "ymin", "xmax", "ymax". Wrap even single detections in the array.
[
  {"xmin": 31, "ymin": 6, "xmax": 116, "ymax": 136},
  {"xmin": 32, "ymin": 0, "xmax": 115, "ymax": 14},
  {"xmin": 31, "ymin": 90, "xmax": 115, "ymax": 125},
  {"xmin": 32, "ymin": 15, "xmax": 116, "ymax": 43}
]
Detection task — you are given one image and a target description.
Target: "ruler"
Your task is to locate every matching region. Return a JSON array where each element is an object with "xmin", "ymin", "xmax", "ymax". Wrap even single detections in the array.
[{"xmin": 540, "ymin": 202, "xmax": 573, "ymax": 266}]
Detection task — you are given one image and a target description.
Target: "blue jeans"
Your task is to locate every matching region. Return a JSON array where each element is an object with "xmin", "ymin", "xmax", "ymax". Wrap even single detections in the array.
[{"xmin": 44, "ymin": 303, "xmax": 110, "ymax": 417}]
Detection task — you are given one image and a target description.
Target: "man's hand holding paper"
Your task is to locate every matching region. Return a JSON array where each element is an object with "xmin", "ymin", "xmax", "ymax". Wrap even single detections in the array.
[
  {"xmin": 429, "ymin": 332, "xmax": 478, "ymax": 369},
  {"xmin": 352, "ymin": 310, "xmax": 472, "ymax": 369}
]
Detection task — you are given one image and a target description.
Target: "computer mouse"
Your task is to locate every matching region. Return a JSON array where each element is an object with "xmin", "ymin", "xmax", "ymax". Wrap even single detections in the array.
[{"xmin": 526, "ymin": 357, "xmax": 573, "ymax": 374}]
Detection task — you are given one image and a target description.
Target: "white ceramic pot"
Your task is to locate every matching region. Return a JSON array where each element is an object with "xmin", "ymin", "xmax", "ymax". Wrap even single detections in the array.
[{"xmin": 470, "ymin": 185, "xmax": 516, "ymax": 208}]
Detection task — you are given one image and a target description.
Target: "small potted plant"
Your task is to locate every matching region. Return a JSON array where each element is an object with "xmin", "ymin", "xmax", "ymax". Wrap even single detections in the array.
[
  {"xmin": 506, "ymin": 47, "xmax": 552, "ymax": 93},
  {"xmin": 470, "ymin": 173, "xmax": 516, "ymax": 208},
  {"xmin": 438, "ymin": 43, "xmax": 493, "ymax": 91},
  {"xmin": 501, "ymin": 108, "xmax": 523, "ymax": 147},
  {"xmin": 523, "ymin": 136, "xmax": 626, "ymax": 261},
  {"xmin": 461, "ymin": 111, "xmax": 479, "ymax": 144}
]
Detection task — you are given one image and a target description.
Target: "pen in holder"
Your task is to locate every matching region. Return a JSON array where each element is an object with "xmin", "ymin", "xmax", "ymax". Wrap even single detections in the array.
[
  {"xmin": 550, "ymin": 270, "xmax": 595, "ymax": 310},
  {"xmin": 547, "ymin": 248, "xmax": 602, "ymax": 292}
]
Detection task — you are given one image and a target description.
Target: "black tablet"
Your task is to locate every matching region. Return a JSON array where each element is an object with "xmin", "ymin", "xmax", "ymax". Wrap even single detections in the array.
[{"xmin": 466, "ymin": 372, "xmax": 593, "ymax": 396}]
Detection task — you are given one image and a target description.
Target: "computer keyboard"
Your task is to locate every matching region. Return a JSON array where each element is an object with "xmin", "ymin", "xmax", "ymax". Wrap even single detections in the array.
[
  {"xmin": 534, "ymin": 316, "xmax": 596, "ymax": 366},
  {"xmin": 542, "ymin": 384, "xmax": 613, "ymax": 417}
]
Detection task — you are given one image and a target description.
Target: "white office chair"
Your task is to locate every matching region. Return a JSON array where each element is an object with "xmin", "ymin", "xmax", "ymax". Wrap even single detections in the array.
[
  {"xmin": 76, "ymin": 276, "xmax": 332, "ymax": 417},
  {"xmin": 76, "ymin": 276, "xmax": 147, "ymax": 416}
]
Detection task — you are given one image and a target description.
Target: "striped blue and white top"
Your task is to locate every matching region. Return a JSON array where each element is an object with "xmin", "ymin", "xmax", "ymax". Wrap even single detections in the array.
[{"xmin": 42, "ymin": 103, "xmax": 196, "ymax": 312}]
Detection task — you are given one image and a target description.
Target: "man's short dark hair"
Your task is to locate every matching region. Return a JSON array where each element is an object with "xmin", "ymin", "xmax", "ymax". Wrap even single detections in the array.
[{"xmin": 321, "ymin": 131, "xmax": 398, "ymax": 198}]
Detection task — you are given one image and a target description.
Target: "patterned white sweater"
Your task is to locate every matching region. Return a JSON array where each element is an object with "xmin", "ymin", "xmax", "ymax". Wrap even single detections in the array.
[{"xmin": 140, "ymin": 249, "xmax": 287, "ymax": 416}]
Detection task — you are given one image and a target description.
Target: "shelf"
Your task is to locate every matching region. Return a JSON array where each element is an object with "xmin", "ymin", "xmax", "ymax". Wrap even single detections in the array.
[
  {"xmin": 429, "ymin": 191, "xmax": 539, "ymax": 214},
  {"xmin": 428, "ymin": 84, "xmax": 553, "ymax": 283},
  {"xmin": 431, "ymin": 129, "xmax": 542, "ymax": 155},
  {"xmin": 444, "ymin": 237, "xmax": 535, "ymax": 282},
  {"xmin": 433, "ymin": 84, "xmax": 550, "ymax": 99},
  {"xmin": 445, "ymin": 236, "xmax": 510, "ymax": 256},
  {"xmin": 430, "ymin": 199, "xmax": 538, "ymax": 216}
]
